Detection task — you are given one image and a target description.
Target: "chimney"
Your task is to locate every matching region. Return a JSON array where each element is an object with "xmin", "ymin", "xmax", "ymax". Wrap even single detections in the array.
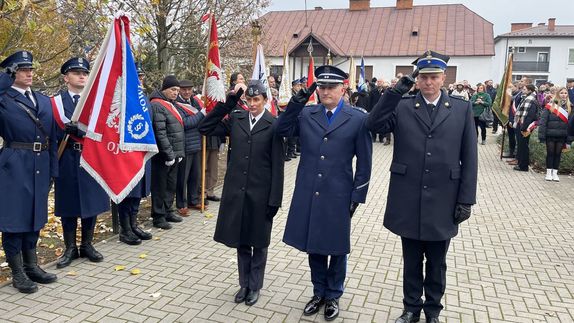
[
  {"xmin": 538, "ymin": 23, "xmax": 545, "ymax": 26},
  {"xmin": 314, "ymin": 6, "xmax": 323, "ymax": 10},
  {"xmin": 548, "ymin": 18, "xmax": 556, "ymax": 31},
  {"xmin": 349, "ymin": 0, "xmax": 370, "ymax": 11},
  {"xmin": 396, "ymin": 0, "xmax": 413, "ymax": 10},
  {"xmin": 511, "ymin": 23, "xmax": 533, "ymax": 32}
]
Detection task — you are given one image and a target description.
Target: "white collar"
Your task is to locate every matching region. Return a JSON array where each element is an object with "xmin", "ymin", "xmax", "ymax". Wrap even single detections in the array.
[
  {"xmin": 422, "ymin": 93, "xmax": 441, "ymax": 106},
  {"xmin": 68, "ymin": 90, "xmax": 81, "ymax": 98},
  {"xmin": 325, "ymin": 105, "xmax": 339, "ymax": 115},
  {"xmin": 11, "ymin": 86, "xmax": 31, "ymax": 96},
  {"xmin": 249, "ymin": 111, "xmax": 264, "ymax": 130}
]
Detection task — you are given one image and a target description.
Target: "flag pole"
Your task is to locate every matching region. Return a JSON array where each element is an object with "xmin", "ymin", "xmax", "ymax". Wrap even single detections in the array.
[
  {"xmin": 500, "ymin": 126, "xmax": 506, "ymax": 160},
  {"xmin": 57, "ymin": 134, "xmax": 69, "ymax": 159},
  {"xmin": 200, "ymin": 14, "xmax": 214, "ymax": 214}
]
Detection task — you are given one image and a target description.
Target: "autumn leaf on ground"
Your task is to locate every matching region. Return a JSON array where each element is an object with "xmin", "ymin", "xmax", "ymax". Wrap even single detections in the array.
[
  {"xmin": 204, "ymin": 212, "xmax": 214, "ymax": 219},
  {"xmin": 39, "ymin": 243, "xmax": 49, "ymax": 248},
  {"xmin": 0, "ymin": 262, "xmax": 8, "ymax": 268},
  {"xmin": 55, "ymin": 248, "xmax": 63, "ymax": 257},
  {"xmin": 114, "ymin": 265, "xmax": 126, "ymax": 271},
  {"xmin": 0, "ymin": 250, "xmax": 4, "ymax": 257},
  {"xmin": 153, "ymin": 237, "xmax": 160, "ymax": 241},
  {"xmin": 48, "ymin": 244, "xmax": 54, "ymax": 249},
  {"xmin": 138, "ymin": 253, "xmax": 147, "ymax": 259},
  {"xmin": 66, "ymin": 271, "xmax": 78, "ymax": 276},
  {"xmin": 130, "ymin": 268, "xmax": 141, "ymax": 275},
  {"xmin": 149, "ymin": 292, "xmax": 161, "ymax": 298}
]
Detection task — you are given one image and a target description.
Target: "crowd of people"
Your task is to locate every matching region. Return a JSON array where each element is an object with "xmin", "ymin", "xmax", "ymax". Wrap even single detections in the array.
[{"xmin": 1, "ymin": 46, "xmax": 574, "ymax": 323}]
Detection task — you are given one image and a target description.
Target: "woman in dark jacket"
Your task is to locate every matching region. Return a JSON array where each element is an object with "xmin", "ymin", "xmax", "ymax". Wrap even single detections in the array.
[
  {"xmin": 470, "ymin": 84, "xmax": 492, "ymax": 145},
  {"xmin": 539, "ymin": 87, "xmax": 573, "ymax": 181}
]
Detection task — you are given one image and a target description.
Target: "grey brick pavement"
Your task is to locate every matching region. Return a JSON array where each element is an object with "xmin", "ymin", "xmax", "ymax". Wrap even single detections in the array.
[{"xmin": 1, "ymin": 132, "xmax": 573, "ymax": 322}]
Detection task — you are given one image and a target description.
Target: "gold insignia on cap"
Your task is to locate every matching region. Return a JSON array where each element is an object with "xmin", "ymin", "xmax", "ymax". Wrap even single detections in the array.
[{"xmin": 426, "ymin": 50, "xmax": 432, "ymax": 58}]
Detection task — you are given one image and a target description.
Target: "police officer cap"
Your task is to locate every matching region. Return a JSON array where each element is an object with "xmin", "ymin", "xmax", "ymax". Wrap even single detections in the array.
[
  {"xmin": 567, "ymin": 78, "xmax": 574, "ymax": 83},
  {"xmin": 301, "ymin": 76, "xmax": 308, "ymax": 83},
  {"xmin": 291, "ymin": 78, "xmax": 301, "ymax": 86},
  {"xmin": 315, "ymin": 65, "xmax": 348, "ymax": 85},
  {"xmin": 412, "ymin": 50, "xmax": 450, "ymax": 74},
  {"xmin": 246, "ymin": 80, "xmax": 267, "ymax": 97},
  {"xmin": 0, "ymin": 50, "xmax": 34, "ymax": 70},
  {"xmin": 60, "ymin": 57, "xmax": 90, "ymax": 74}
]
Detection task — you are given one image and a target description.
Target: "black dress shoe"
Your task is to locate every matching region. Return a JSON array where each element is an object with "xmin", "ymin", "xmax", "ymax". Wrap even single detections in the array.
[
  {"xmin": 284, "ymin": 156, "xmax": 291, "ymax": 161},
  {"xmin": 426, "ymin": 317, "xmax": 440, "ymax": 323},
  {"xmin": 234, "ymin": 287, "xmax": 249, "ymax": 303},
  {"xmin": 303, "ymin": 296, "xmax": 325, "ymax": 316},
  {"xmin": 245, "ymin": 289, "xmax": 259, "ymax": 306},
  {"xmin": 153, "ymin": 218, "xmax": 172, "ymax": 230},
  {"xmin": 395, "ymin": 311, "xmax": 420, "ymax": 323},
  {"xmin": 513, "ymin": 166, "xmax": 528, "ymax": 172},
  {"xmin": 324, "ymin": 298, "xmax": 339, "ymax": 321},
  {"xmin": 165, "ymin": 213, "xmax": 183, "ymax": 223},
  {"xmin": 206, "ymin": 195, "xmax": 221, "ymax": 202}
]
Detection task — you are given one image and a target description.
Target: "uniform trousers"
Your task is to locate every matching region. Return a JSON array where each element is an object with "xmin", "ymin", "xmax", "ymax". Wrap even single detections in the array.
[
  {"xmin": 61, "ymin": 216, "xmax": 97, "ymax": 233},
  {"xmin": 309, "ymin": 254, "xmax": 347, "ymax": 300},
  {"xmin": 507, "ymin": 126, "xmax": 516, "ymax": 156},
  {"xmin": 176, "ymin": 152, "xmax": 201, "ymax": 208},
  {"xmin": 205, "ymin": 149, "xmax": 219, "ymax": 196},
  {"xmin": 118, "ymin": 197, "xmax": 141, "ymax": 220},
  {"xmin": 516, "ymin": 133, "xmax": 531, "ymax": 171},
  {"xmin": 1, "ymin": 231, "xmax": 40, "ymax": 256},
  {"xmin": 237, "ymin": 245, "xmax": 268, "ymax": 291},
  {"xmin": 286, "ymin": 137, "xmax": 297, "ymax": 155},
  {"xmin": 401, "ymin": 237, "xmax": 450, "ymax": 318},
  {"xmin": 151, "ymin": 155, "xmax": 178, "ymax": 218}
]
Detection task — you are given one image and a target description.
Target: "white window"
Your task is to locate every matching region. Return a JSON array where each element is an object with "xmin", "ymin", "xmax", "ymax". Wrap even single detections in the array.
[
  {"xmin": 517, "ymin": 47, "xmax": 526, "ymax": 53},
  {"xmin": 569, "ymin": 49, "xmax": 574, "ymax": 65}
]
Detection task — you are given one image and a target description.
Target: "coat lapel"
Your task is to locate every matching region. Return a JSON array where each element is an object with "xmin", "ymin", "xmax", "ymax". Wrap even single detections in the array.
[
  {"xmin": 310, "ymin": 105, "xmax": 329, "ymax": 131},
  {"xmin": 430, "ymin": 91, "xmax": 452, "ymax": 132},
  {"xmin": 413, "ymin": 94, "xmax": 431, "ymax": 129},
  {"xmin": 250, "ymin": 110, "xmax": 272, "ymax": 135},
  {"xmin": 236, "ymin": 112, "xmax": 251, "ymax": 136},
  {"xmin": 325, "ymin": 105, "xmax": 351, "ymax": 135},
  {"xmin": 60, "ymin": 91, "xmax": 75, "ymax": 118},
  {"xmin": 7, "ymin": 88, "xmax": 37, "ymax": 112}
]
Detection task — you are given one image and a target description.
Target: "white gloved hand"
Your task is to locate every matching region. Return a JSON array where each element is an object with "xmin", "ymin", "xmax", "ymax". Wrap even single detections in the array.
[
  {"xmin": 177, "ymin": 157, "xmax": 183, "ymax": 163},
  {"xmin": 165, "ymin": 159, "xmax": 175, "ymax": 166}
]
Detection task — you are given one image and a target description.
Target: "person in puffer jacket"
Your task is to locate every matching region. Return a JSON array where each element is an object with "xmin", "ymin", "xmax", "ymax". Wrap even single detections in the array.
[
  {"xmin": 539, "ymin": 87, "xmax": 573, "ymax": 182},
  {"xmin": 149, "ymin": 75, "xmax": 185, "ymax": 229}
]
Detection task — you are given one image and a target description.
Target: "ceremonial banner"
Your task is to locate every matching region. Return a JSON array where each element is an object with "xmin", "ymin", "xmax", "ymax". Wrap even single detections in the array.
[
  {"xmin": 348, "ymin": 56, "xmax": 356, "ymax": 91},
  {"xmin": 202, "ymin": 14, "xmax": 225, "ymax": 113},
  {"xmin": 358, "ymin": 56, "xmax": 366, "ymax": 92},
  {"xmin": 252, "ymin": 44, "xmax": 277, "ymax": 116},
  {"xmin": 278, "ymin": 39, "xmax": 291, "ymax": 107},
  {"xmin": 492, "ymin": 53, "xmax": 513, "ymax": 126},
  {"xmin": 306, "ymin": 53, "xmax": 316, "ymax": 105},
  {"xmin": 72, "ymin": 14, "xmax": 158, "ymax": 203}
]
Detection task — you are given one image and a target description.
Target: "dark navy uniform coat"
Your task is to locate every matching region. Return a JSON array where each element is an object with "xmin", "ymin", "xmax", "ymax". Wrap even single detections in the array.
[
  {"xmin": 125, "ymin": 160, "xmax": 151, "ymax": 199},
  {"xmin": 366, "ymin": 90, "xmax": 478, "ymax": 241},
  {"xmin": 0, "ymin": 72, "xmax": 58, "ymax": 232},
  {"xmin": 54, "ymin": 90, "xmax": 110, "ymax": 218},
  {"xmin": 276, "ymin": 100, "xmax": 372, "ymax": 255}
]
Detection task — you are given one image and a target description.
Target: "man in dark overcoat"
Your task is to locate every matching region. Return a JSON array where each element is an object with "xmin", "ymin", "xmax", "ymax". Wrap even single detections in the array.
[
  {"xmin": 199, "ymin": 81, "xmax": 284, "ymax": 306},
  {"xmin": 276, "ymin": 65, "xmax": 372, "ymax": 321},
  {"xmin": 52, "ymin": 57, "xmax": 110, "ymax": 268},
  {"xmin": 0, "ymin": 51, "xmax": 59, "ymax": 293},
  {"xmin": 366, "ymin": 51, "xmax": 478, "ymax": 323}
]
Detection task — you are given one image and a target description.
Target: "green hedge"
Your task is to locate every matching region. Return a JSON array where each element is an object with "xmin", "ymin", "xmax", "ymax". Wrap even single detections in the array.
[{"xmin": 497, "ymin": 129, "xmax": 574, "ymax": 173}]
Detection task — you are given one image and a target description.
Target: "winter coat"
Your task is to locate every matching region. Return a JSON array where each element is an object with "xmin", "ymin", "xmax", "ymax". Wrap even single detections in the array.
[
  {"xmin": 471, "ymin": 92, "xmax": 492, "ymax": 117},
  {"xmin": 176, "ymin": 96, "xmax": 205, "ymax": 154},
  {"xmin": 53, "ymin": 90, "xmax": 110, "ymax": 218},
  {"xmin": 149, "ymin": 90, "xmax": 185, "ymax": 161},
  {"xmin": 539, "ymin": 102, "xmax": 573, "ymax": 141},
  {"xmin": 366, "ymin": 90, "xmax": 478, "ymax": 241},
  {"xmin": 0, "ymin": 72, "xmax": 58, "ymax": 232},
  {"xmin": 276, "ymin": 100, "xmax": 372, "ymax": 255},
  {"xmin": 199, "ymin": 104, "xmax": 284, "ymax": 249}
]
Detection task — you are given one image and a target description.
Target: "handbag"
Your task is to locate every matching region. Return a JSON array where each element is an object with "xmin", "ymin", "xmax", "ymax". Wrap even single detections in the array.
[{"xmin": 478, "ymin": 107, "xmax": 493, "ymax": 123}]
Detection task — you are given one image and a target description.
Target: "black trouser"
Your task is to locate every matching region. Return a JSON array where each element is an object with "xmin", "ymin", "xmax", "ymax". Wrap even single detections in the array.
[
  {"xmin": 516, "ymin": 132, "xmax": 531, "ymax": 170},
  {"xmin": 546, "ymin": 138, "xmax": 566, "ymax": 169},
  {"xmin": 492, "ymin": 113, "xmax": 500, "ymax": 132},
  {"xmin": 507, "ymin": 126, "xmax": 516, "ymax": 156},
  {"xmin": 61, "ymin": 216, "xmax": 96, "ymax": 234},
  {"xmin": 151, "ymin": 155, "xmax": 179, "ymax": 219},
  {"xmin": 1, "ymin": 231, "xmax": 40, "ymax": 257},
  {"xmin": 176, "ymin": 152, "xmax": 201, "ymax": 209},
  {"xmin": 309, "ymin": 254, "xmax": 347, "ymax": 300},
  {"xmin": 118, "ymin": 197, "xmax": 141, "ymax": 220},
  {"xmin": 401, "ymin": 237, "xmax": 451, "ymax": 319},
  {"xmin": 286, "ymin": 137, "xmax": 297, "ymax": 155},
  {"xmin": 474, "ymin": 117, "xmax": 486, "ymax": 141},
  {"xmin": 237, "ymin": 246, "xmax": 268, "ymax": 291}
]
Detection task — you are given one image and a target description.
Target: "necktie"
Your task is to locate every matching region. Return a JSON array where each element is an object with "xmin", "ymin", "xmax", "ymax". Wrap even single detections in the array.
[
  {"xmin": 251, "ymin": 118, "xmax": 256, "ymax": 125},
  {"xmin": 326, "ymin": 110, "xmax": 333, "ymax": 120},
  {"xmin": 25, "ymin": 90, "xmax": 35, "ymax": 107},
  {"xmin": 73, "ymin": 94, "xmax": 80, "ymax": 106}
]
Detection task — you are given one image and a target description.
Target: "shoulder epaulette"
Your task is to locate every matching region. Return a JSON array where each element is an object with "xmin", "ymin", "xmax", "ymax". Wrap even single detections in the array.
[
  {"xmin": 352, "ymin": 106, "xmax": 367, "ymax": 114},
  {"xmin": 401, "ymin": 95, "xmax": 416, "ymax": 99}
]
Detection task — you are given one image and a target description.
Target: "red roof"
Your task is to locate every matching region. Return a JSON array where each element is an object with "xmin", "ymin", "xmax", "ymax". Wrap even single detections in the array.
[
  {"xmin": 497, "ymin": 25, "xmax": 574, "ymax": 38},
  {"xmin": 260, "ymin": 4, "xmax": 494, "ymax": 57}
]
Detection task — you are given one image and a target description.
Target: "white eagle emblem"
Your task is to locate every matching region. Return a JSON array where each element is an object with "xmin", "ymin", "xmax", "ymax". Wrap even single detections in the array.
[
  {"xmin": 204, "ymin": 61, "xmax": 226, "ymax": 103},
  {"xmin": 106, "ymin": 77, "xmax": 122, "ymax": 133}
]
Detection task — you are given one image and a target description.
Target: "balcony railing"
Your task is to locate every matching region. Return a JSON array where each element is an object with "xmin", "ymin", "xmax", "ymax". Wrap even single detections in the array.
[{"xmin": 513, "ymin": 61, "xmax": 549, "ymax": 72}]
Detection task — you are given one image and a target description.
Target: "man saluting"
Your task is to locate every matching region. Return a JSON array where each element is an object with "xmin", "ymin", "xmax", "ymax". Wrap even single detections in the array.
[{"xmin": 276, "ymin": 65, "xmax": 372, "ymax": 321}]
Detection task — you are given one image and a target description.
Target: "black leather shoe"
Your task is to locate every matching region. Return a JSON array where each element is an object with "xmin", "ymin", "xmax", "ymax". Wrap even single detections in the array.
[
  {"xmin": 234, "ymin": 287, "xmax": 249, "ymax": 303},
  {"xmin": 206, "ymin": 195, "xmax": 221, "ymax": 202},
  {"xmin": 130, "ymin": 212, "xmax": 152, "ymax": 240},
  {"xmin": 395, "ymin": 311, "xmax": 420, "ymax": 323},
  {"xmin": 287, "ymin": 153, "xmax": 297, "ymax": 159},
  {"xmin": 22, "ymin": 249, "xmax": 57, "ymax": 284},
  {"xmin": 245, "ymin": 289, "xmax": 259, "ymax": 306},
  {"xmin": 79, "ymin": 228, "xmax": 104, "ymax": 262},
  {"xmin": 426, "ymin": 317, "xmax": 440, "ymax": 323},
  {"xmin": 284, "ymin": 156, "xmax": 291, "ymax": 161},
  {"xmin": 303, "ymin": 296, "xmax": 325, "ymax": 316},
  {"xmin": 153, "ymin": 218, "xmax": 172, "ymax": 230},
  {"xmin": 57, "ymin": 228, "xmax": 79, "ymax": 268},
  {"xmin": 165, "ymin": 213, "xmax": 183, "ymax": 223},
  {"xmin": 324, "ymin": 298, "xmax": 339, "ymax": 321},
  {"xmin": 513, "ymin": 166, "xmax": 528, "ymax": 172},
  {"xmin": 6, "ymin": 253, "xmax": 38, "ymax": 293}
]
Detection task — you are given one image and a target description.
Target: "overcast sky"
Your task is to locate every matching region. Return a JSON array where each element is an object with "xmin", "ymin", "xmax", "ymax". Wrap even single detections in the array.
[{"xmin": 264, "ymin": 0, "xmax": 573, "ymax": 36}]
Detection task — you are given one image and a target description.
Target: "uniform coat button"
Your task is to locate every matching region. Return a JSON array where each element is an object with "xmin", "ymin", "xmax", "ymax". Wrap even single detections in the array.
[
  {"xmin": 241, "ymin": 187, "xmax": 245, "ymax": 191},
  {"xmin": 428, "ymin": 134, "xmax": 432, "ymax": 138},
  {"xmin": 243, "ymin": 171, "xmax": 247, "ymax": 175},
  {"xmin": 323, "ymin": 137, "xmax": 328, "ymax": 142},
  {"xmin": 245, "ymin": 156, "xmax": 249, "ymax": 159},
  {"xmin": 423, "ymin": 185, "xmax": 428, "ymax": 189},
  {"xmin": 320, "ymin": 155, "xmax": 325, "ymax": 160},
  {"xmin": 247, "ymin": 140, "xmax": 251, "ymax": 144},
  {"xmin": 36, "ymin": 170, "xmax": 40, "ymax": 174},
  {"xmin": 426, "ymin": 152, "xmax": 431, "ymax": 156},
  {"xmin": 318, "ymin": 173, "xmax": 322, "ymax": 178},
  {"xmin": 315, "ymin": 192, "xmax": 320, "ymax": 196}
]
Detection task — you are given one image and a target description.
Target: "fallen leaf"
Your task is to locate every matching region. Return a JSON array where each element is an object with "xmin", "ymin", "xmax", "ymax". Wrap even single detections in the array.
[
  {"xmin": 149, "ymin": 292, "xmax": 161, "ymax": 298},
  {"xmin": 153, "ymin": 237, "xmax": 160, "ymax": 241},
  {"xmin": 204, "ymin": 212, "xmax": 214, "ymax": 219},
  {"xmin": 138, "ymin": 253, "xmax": 147, "ymax": 259},
  {"xmin": 54, "ymin": 248, "xmax": 63, "ymax": 257},
  {"xmin": 0, "ymin": 262, "xmax": 8, "ymax": 268},
  {"xmin": 48, "ymin": 244, "xmax": 55, "ymax": 249},
  {"xmin": 66, "ymin": 271, "xmax": 78, "ymax": 276},
  {"xmin": 0, "ymin": 250, "xmax": 4, "ymax": 257},
  {"xmin": 114, "ymin": 265, "xmax": 126, "ymax": 271},
  {"xmin": 130, "ymin": 268, "xmax": 141, "ymax": 275}
]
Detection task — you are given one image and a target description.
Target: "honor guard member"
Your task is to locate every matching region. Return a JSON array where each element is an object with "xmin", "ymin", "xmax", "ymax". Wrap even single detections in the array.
[
  {"xmin": 0, "ymin": 51, "xmax": 58, "ymax": 293},
  {"xmin": 199, "ymin": 81, "xmax": 285, "ymax": 307},
  {"xmin": 276, "ymin": 66, "xmax": 372, "ymax": 321},
  {"xmin": 52, "ymin": 57, "xmax": 110, "ymax": 268},
  {"xmin": 366, "ymin": 51, "xmax": 478, "ymax": 323}
]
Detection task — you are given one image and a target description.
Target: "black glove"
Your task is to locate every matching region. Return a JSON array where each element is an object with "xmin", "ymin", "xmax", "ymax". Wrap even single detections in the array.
[
  {"xmin": 292, "ymin": 82, "xmax": 317, "ymax": 105},
  {"xmin": 266, "ymin": 206, "xmax": 279, "ymax": 219},
  {"xmin": 454, "ymin": 203, "xmax": 471, "ymax": 225},
  {"xmin": 391, "ymin": 73, "xmax": 416, "ymax": 95},
  {"xmin": 4, "ymin": 63, "xmax": 18, "ymax": 79},
  {"xmin": 350, "ymin": 202, "xmax": 359, "ymax": 218},
  {"xmin": 64, "ymin": 122, "xmax": 80, "ymax": 136},
  {"xmin": 223, "ymin": 88, "xmax": 244, "ymax": 112}
]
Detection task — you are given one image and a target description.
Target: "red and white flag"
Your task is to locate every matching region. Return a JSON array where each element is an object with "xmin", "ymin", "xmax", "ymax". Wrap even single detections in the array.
[
  {"xmin": 202, "ymin": 14, "xmax": 225, "ymax": 113},
  {"xmin": 71, "ymin": 14, "xmax": 158, "ymax": 203},
  {"xmin": 306, "ymin": 54, "xmax": 316, "ymax": 105}
]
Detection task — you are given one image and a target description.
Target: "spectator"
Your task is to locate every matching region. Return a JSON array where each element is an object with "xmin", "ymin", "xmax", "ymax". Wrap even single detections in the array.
[
  {"xmin": 471, "ymin": 83, "xmax": 492, "ymax": 145},
  {"xmin": 451, "ymin": 83, "xmax": 469, "ymax": 101}
]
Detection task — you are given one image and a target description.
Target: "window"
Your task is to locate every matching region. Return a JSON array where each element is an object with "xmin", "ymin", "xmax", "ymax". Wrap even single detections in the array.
[
  {"xmin": 517, "ymin": 47, "xmax": 526, "ymax": 53},
  {"xmin": 569, "ymin": 49, "xmax": 574, "ymax": 65}
]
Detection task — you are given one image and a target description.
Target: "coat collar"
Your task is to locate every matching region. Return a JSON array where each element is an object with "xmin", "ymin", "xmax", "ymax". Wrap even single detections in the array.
[
  {"xmin": 6, "ymin": 87, "xmax": 37, "ymax": 112},
  {"xmin": 235, "ymin": 109, "xmax": 274, "ymax": 135},
  {"xmin": 309, "ymin": 101, "xmax": 352, "ymax": 134},
  {"xmin": 413, "ymin": 90, "xmax": 452, "ymax": 130}
]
